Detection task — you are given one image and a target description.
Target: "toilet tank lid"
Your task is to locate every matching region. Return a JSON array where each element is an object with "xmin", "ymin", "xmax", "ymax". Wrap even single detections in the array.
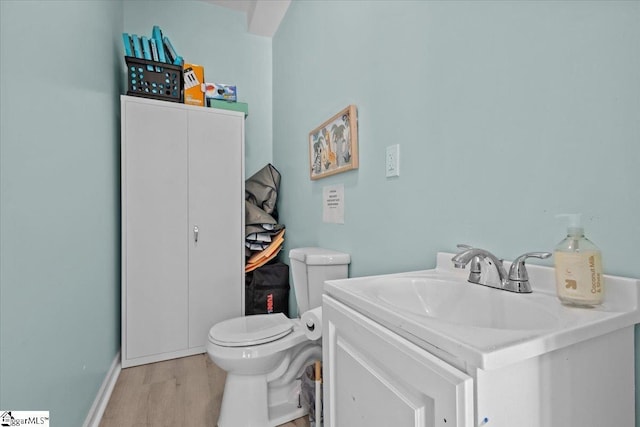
[{"xmin": 289, "ymin": 247, "xmax": 351, "ymax": 265}]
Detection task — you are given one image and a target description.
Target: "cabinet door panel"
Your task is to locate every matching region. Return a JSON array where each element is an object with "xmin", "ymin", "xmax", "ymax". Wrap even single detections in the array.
[
  {"xmin": 323, "ymin": 296, "xmax": 474, "ymax": 427},
  {"xmin": 124, "ymin": 101, "xmax": 189, "ymax": 360},
  {"xmin": 188, "ymin": 109, "xmax": 244, "ymax": 348}
]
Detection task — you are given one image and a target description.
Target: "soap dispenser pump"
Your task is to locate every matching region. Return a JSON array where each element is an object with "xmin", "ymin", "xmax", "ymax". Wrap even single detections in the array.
[{"xmin": 554, "ymin": 214, "xmax": 604, "ymax": 307}]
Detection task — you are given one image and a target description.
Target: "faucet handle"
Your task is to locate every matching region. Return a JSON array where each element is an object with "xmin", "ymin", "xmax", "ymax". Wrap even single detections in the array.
[{"xmin": 505, "ymin": 252, "xmax": 552, "ymax": 292}]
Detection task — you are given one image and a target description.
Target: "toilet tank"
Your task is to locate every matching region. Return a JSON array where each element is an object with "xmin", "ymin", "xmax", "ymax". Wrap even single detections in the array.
[{"xmin": 289, "ymin": 248, "xmax": 350, "ymax": 315}]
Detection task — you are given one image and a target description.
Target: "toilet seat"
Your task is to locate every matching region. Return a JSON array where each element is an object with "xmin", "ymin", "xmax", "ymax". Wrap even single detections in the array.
[{"xmin": 209, "ymin": 313, "xmax": 293, "ymax": 347}]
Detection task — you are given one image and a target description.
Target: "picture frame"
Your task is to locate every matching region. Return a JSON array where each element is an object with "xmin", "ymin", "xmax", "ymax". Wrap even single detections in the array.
[{"xmin": 309, "ymin": 105, "xmax": 358, "ymax": 180}]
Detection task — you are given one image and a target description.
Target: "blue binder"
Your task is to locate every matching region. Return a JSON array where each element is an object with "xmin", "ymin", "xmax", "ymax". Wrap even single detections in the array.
[
  {"xmin": 122, "ymin": 33, "xmax": 133, "ymax": 57},
  {"xmin": 141, "ymin": 37, "xmax": 152, "ymax": 60},
  {"xmin": 152, "ymin": 26, "xmax": 166, "ymax": 63},
  {"xmin": 150, "ymin": 39, "xmax": 159, "ymax": 62},
  {"xmin": 131, "ymin": 34, "xmax": 143, "ymax": 59},
  {"xmin": 163, "ymin": 36, "xmax": 178, "ymax": 64}
]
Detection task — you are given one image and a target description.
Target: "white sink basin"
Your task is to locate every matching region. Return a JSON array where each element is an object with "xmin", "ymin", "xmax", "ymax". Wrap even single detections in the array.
[
  {"xmin": 368, "ymin": 276, "xmax": 559, "ymax": 331},
  {"xmin": 324, "ymin": 252, "xmax": 640, "ymax": 370}
]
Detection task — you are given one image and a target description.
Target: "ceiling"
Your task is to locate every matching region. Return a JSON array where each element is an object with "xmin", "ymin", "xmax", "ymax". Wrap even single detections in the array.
[{"xmin": 205, "ymin": 0, "xmax": 291, "ymax": 37}]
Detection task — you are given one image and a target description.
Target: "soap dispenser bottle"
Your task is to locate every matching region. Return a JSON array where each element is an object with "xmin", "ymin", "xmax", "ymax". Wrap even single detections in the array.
[{"xmin": 554, "ymin": 214, "xmax": 604, "ymax": 307}]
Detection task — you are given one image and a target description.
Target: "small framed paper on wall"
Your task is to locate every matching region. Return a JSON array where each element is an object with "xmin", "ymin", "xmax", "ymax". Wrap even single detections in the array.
[{"xmin": 309, "ymin": 105, "xmax": 358, "ymax": 180}]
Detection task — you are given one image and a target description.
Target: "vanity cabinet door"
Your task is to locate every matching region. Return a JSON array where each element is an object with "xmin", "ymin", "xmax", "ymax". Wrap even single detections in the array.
[{"xmin": 323, "ymin": 296, "xmax": 474, "ymax": 427}]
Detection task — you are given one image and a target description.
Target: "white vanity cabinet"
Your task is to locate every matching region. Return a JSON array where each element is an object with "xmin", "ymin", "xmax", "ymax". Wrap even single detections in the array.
[
  {"xmin": 324, "ymin": 294, "xmax": 636, "ymax": 427},
  {"xmin": 323, "ymin": 296, "xmax": 474, "ymax": 427},
  {"xmin": 121, "ymin": 95, "xmax": 244, "ymax": 368},
  {"xmin": 323, "ymin": 253, "xmax": 639, "ymax": 427}
]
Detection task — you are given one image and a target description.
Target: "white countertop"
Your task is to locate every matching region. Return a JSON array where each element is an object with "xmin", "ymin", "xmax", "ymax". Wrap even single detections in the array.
[{"xmin": 323, "ymin": 252, "xmax": 640, "ymax": 370}]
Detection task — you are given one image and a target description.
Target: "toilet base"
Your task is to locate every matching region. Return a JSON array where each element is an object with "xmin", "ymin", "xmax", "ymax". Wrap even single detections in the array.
[
  {"xmin": 269, "ymin": 400, "xmax": 307, "ymax": 427},
  {"xmin": 217, "ymin": 374, "xmax": 307, "ymax": 427}
]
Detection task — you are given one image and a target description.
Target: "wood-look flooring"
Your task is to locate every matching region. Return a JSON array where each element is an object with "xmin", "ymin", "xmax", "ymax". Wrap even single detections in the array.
[{"xmin": 99, "ymin": 354, "xmax": 310, "ymax": 427}]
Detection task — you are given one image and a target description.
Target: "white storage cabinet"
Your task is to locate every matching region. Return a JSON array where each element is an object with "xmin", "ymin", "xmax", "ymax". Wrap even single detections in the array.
[{"xmin": 121, "ymin": 95, "xmax": 245, "ymax": 368}]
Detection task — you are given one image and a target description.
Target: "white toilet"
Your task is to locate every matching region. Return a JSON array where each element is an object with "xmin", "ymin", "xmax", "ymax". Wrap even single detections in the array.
[{"xmin": 207, "ymin": 247, "xmax": 350, "ymax": 427}]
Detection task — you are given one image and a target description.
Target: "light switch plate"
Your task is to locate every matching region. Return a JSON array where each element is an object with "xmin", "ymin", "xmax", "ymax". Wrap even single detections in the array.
[{"xmin": 386, "ymin": 144, "xmax": 400, "ymax": 177}]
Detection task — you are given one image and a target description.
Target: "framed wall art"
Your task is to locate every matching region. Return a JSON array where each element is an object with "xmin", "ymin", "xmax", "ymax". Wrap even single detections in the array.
[{"xmin": 309, "ymin": 105, "xmax": 358, "ymax": 180}]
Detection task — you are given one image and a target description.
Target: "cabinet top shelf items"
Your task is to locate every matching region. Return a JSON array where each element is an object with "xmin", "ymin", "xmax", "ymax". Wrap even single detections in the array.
[{"xmin": 122, "ymin": 95, "xmax": 248, "ymax": 118}]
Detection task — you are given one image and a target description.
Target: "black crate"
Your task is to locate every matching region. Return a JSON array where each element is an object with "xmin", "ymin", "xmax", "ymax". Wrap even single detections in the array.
[{"xmin": 125, "ymin": 56, "xmax": 184, "ymax": 103}]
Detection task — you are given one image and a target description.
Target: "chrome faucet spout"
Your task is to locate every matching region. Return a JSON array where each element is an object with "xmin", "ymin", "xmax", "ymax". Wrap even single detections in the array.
[
  {"xmin": 452, "ymin": 259, "xmax": 468, "ymax": 269},
  {"xmin": 452, "ymin": 245, "xmax": 550, "ymax": 293},
  {"xmin": 452, "ymin": 248, "xmax": 508, "ymax": 281}
]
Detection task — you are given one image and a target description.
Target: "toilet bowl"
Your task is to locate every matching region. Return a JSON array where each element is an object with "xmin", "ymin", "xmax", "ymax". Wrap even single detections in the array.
[
  {"xmin": 207, "ymin": 315, "xmax": 321, "ymax": 427},
  {"xmin": 207, "ymin": 248, "xmax": 350, "ymax": 427}
]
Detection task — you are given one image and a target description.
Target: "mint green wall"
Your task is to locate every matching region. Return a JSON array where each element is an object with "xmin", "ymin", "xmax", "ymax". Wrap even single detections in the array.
[
  {"xmin": 124, "ymin": 0, "xmax": 273, "ymax": 177},
  {"xmin": 0, "ymin": 1, "xmax": 123, "ymax": 425},
  {"xmin": 273, "ymin": 0, "xmax": 640, "ymax": 420},
  {"xmin": 2, "ymin": 0, "xmax": 638, "ymax": 424},
  {"xmin": 1, "ymin": 2, "xmax": 271, "ymax": 424}
]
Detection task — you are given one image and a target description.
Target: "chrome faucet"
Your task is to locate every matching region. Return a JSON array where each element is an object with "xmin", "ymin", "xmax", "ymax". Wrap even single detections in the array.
[{"xmin": 452, "ymin": 245, "xmax": 551, "ymax": 293}]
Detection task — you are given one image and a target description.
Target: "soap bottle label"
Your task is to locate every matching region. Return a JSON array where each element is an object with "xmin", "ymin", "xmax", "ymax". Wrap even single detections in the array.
[{"xmin": 555, "ymin": 251, "xmax": 603, "ymax": 305}]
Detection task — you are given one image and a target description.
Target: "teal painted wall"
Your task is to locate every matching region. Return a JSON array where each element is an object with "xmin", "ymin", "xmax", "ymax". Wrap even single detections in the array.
[
  {"xmin": 1, "ymin": 2, "xmax": 272, "ymax": 425},
  {"xmin": 0, "ymin": 1, "xmax": 123, "ymax": 425},
  {"xmin": 124, "ymin": 0, "xmax": 273, "ymax": 177},
  {"xmin": 2, "ymin": 0, "xmax": 638, "ymax": 424},
  {"xmin": 273, "ymin": 0, "xmax": 640, "ymax": 420}
]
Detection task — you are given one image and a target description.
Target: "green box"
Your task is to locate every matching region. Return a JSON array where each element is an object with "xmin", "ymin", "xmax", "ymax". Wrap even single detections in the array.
[{"xmin": 207, "ymin": 99, "xmax": 248, "ymax": 117}]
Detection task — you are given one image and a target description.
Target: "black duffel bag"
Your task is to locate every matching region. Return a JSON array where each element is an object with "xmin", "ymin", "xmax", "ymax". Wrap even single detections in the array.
[{"xmin": 245, "ymin": 262, "xmax": 290, "ymax": 316}]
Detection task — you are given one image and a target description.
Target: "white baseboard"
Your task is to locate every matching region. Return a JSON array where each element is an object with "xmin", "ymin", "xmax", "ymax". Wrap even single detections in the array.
[{"xmin": 83, "ymin": 350, "xmax": 121, "ymax": 427}]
